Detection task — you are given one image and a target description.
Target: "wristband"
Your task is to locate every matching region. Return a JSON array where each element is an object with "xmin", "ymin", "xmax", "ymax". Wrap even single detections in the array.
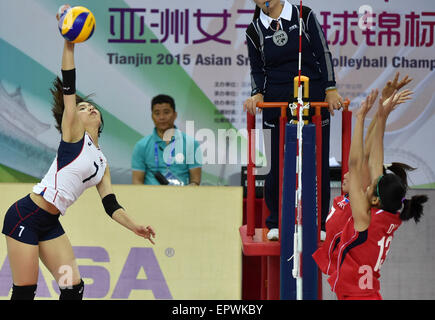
[
  {"xmin": 61, "ymin": 68, "xmax": 76, "ymax": 95},
  {"xmin": 102, "ymin": 193, "xmax": 123, "ymax": 218}
]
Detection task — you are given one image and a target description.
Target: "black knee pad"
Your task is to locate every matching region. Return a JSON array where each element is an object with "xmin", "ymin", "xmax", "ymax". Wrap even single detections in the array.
[
  {"xmin": 11, "ymin": 284, "xmax": 37, "ymax": 300},
  {"xmin": 59, "ymin": 279, "xmax": 84, "ymax": 300}
]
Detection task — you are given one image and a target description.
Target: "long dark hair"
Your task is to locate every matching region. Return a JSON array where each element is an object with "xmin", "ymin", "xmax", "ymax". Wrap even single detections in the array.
[
  {"xmin": 377, "ymin": 162, "xmax": 427, "ymax": 223},
  {"xmin": 50, "ymin": 77, "xmax": 104, "ymax": 137}
]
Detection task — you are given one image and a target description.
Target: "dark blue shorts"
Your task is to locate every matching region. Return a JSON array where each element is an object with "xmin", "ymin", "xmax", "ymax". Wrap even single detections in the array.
[{"xmin": 2, "ymin": 194, "xmax": 65, "ymax": 245}]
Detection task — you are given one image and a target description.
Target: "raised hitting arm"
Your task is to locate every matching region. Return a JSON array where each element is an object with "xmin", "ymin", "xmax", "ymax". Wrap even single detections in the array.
[{"xmin": 57, "ymin": 5, "xmax": 85, "ymax": 143}]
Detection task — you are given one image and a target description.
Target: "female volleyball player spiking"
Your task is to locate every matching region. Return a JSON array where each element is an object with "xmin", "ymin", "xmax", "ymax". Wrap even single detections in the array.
[
  {"xmin": 1, "ymin": 5, "xmax": 156, "ymax": 300},
  {"xmin": 326, "ymin": 86, "xmax": 428, "ymax": 300}
]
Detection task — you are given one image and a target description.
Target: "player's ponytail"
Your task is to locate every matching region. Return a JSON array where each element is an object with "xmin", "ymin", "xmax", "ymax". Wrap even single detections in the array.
[
  {"xmin": 50, "ymin": 77, "xmax": 104, "ymax": 136},
  {"xmin": 51, "ymin": 77, "xmax": 65, "ymax": 134},
  {"xmin": 380, "ymin": 162, "xmax": 428, "ymax": 223},
  {"xmin": 400, "ymin": 195, "xmax": 428, "ymax": 223},
  {"xmin": 383, "ymin": 162, "xmax": 415, "ymax": 188}
]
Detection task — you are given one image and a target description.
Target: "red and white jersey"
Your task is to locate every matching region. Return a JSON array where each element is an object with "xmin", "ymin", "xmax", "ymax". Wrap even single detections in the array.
[
  {"xmin": 33, "ymin": 132, "xmax": 107, "ymax": 215},
  {"xmin": 327, "ymin": 207, "xmax": 402, "ymax": 297},
  {"xmin": 313, "ymin": 194, "xmax": 352, "ymax": 275}
]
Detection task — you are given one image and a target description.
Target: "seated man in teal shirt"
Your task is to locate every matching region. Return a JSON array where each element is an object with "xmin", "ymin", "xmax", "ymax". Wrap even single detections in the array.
[{"xmin": 131, "ymin": 94, "xmax": 202, "ymax": 186}]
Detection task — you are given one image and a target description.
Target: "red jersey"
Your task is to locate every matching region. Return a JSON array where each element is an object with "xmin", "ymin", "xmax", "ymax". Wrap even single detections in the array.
[
  {"xmin": 313, "ymin": 195, "xmax": 352, "ymax": 275},
  {"xmin": 327, "ymin": 207, "xmax": 402, "ymax": 297}
]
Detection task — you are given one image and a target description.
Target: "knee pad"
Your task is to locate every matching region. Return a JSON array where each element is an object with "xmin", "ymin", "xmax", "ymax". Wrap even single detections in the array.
[
  {"xmin": 11, "ymin": 284, "xmax": 37, "ymax": 300},
  {"xmin": 59, "ymin": 279, "xmax": 84, "ymax": 300}
]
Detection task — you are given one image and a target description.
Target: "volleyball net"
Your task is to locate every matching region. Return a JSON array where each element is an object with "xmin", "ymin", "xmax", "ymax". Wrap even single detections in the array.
[{"xmin": 241, "ymin": 76, "xmax": 351, "ymax": 300}]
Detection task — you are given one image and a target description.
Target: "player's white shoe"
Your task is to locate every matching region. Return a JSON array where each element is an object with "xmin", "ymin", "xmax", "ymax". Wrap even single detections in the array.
[{"xmin": 267, "ymin": 228, "xmax": 279, "ymax": 241}]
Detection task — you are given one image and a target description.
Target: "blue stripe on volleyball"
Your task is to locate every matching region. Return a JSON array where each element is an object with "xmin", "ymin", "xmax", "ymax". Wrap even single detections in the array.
[{"xmin": 63, "ymin": 12, "xmax": 89, "ymax": 41}]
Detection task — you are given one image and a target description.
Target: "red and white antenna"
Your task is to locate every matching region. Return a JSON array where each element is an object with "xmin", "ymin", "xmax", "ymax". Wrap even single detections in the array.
[{"xmin": 292, "ymin": 0, "xmax": 304, "ymax": 301}]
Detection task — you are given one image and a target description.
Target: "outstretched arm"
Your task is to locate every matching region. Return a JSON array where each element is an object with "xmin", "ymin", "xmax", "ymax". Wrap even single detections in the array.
[
  {"xmin": 364, "ymin": 73, "xmax": 412, "ymax": 158},
  {"xmin": 348, "ymin": 91, "xmax": 376, "ymax": 231},
  {"xmin": 60, "ymin": 41, "xmax": 83, "ymax": 142},
  {"xmin": 359, "ymin": 89, "xmax": 379, "ymax": 189},
  {"xmin": 361, "ymin": 73, "xmax": 412, "ymax": 188},
  {"xmin": 57, "ymin": 5, "xmax": 85, "ymax": 143},
  {"xmin": 97, "ymin": 165, "xmax": 156, "ymax": 244},
  {"xmin": 380, "ymin": 72, "xmax": 412, "ymax": 105},
  {"xmin": 368, "ymin": 89, "xmax": 413, "ymax": 181}
]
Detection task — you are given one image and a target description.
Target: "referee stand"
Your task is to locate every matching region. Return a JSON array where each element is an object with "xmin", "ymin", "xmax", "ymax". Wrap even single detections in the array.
[{"xmin": 240, "ymin": 76, "xmax": 351, "ymax": 300}]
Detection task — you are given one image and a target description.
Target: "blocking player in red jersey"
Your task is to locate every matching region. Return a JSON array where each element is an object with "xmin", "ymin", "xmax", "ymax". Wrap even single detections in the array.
[
  {"xmin": 327, "ymin": 87, "xmax": 428, "ymax": 300},
  {"xmin": 313, "ymin": 73, "xmax": 413, "ymax": 278},
  {"xmin": 314, "ymin": 163, "xmax": 416, "ymax": 280}
]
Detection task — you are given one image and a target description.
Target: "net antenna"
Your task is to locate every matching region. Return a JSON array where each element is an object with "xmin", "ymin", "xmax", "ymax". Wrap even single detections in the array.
[{"xmin": 291, "ymin": 0, "xmax": 306, "ymax": 301}]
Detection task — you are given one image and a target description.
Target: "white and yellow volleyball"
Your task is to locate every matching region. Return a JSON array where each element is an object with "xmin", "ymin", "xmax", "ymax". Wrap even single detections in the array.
[{"xmin": 58, "ymin": 6, "xmax": 95, "ymax": 43}]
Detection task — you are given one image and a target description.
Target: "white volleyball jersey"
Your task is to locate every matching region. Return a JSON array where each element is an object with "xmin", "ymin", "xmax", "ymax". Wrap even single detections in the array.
[{"xmin": 33, "ymin": 132, "xmax": 107, "ymax": 215}]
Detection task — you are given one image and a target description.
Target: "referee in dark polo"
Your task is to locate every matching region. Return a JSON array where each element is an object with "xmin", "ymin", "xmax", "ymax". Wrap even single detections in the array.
[{"xmin": 243, "ymin": 0, "xmax": 344, "ymax": 240}]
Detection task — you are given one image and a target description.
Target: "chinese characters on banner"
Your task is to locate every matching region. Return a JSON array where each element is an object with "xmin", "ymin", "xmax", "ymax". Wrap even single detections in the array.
[
  {"xmin": 321, "ymin": 10, "xmax": 435, "ymax": 47},
  {"xmin": 108, "ymin": 8, "xmax": 251, "ymax": 45},
  {"xmin": 106, "ymin": 6, "xmax": 435, "ymax": 127},
  {"xmin": 108, "ymin": 7, "xmax": 435, "ymax": 47}
]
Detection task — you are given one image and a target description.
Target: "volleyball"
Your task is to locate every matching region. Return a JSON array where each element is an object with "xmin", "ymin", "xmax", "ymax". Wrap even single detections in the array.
[{"xmin": 58, "ymin": 6, "xmax": 95, "ymax": 43}]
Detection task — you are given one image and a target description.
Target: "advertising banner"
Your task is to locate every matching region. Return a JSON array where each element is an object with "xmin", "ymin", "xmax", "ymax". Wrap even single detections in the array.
[
  {"xmin": 0, "ymin": 0, "xmax": 434, "ymax": 187},
  {"xmin": 0, "ymin": 184, "xmax": 243, "ymax": 299}
]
